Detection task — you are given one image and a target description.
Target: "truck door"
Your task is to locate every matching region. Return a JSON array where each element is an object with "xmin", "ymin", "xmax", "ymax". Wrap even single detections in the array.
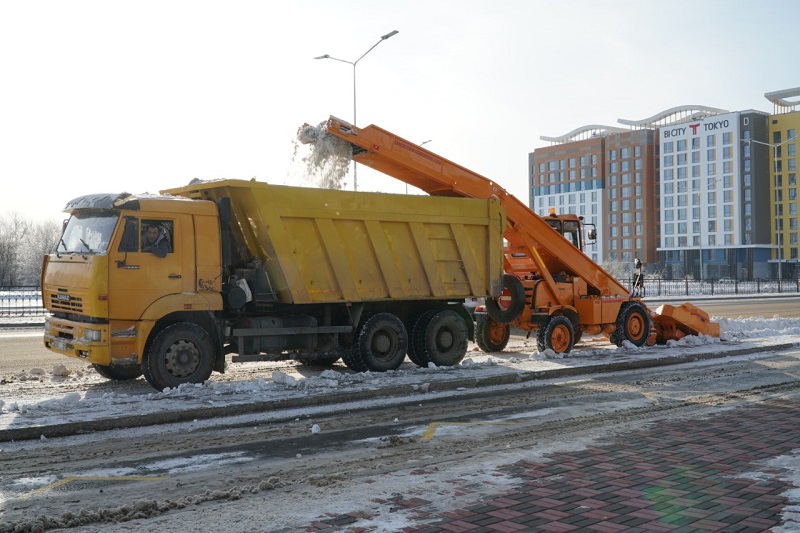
[{"xmin": 108, "ymin": 214, "xmax": 195, "ymax": 320}]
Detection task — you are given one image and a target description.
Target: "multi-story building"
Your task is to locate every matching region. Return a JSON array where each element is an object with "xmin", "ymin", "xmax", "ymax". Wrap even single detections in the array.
[
  {"xmin": 764, "ymin": 87, "xmax": 800, "ymax": 279},
  {"xmin": 529, "ymin": 128, "xmax": 611, "ymax": 264},
  {"xmin": 530, "ymin": 101, "xmax": 781, "ymax": 280},
  {"xmin": 624, "ymin": 108, "xmax": 772, "ymax": 279}
]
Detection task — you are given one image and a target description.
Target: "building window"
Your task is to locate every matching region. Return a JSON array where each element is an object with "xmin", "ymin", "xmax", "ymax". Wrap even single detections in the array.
[
  {"xmin": 663, "ymin": 142, "xmax": 674, "ymax": 154},
  {"xmin": 723, "ymin": 132, "xmax": 732, "ymax": 145},
  {"xmin": 707, "ymin": 135, "xmax": 716, "ymax": 147}
]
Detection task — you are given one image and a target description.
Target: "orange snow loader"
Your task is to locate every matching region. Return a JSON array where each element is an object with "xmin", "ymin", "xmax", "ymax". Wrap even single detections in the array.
[{"xmin": 323, "ymin": 116, "xmax": 720, "ymax": 354}]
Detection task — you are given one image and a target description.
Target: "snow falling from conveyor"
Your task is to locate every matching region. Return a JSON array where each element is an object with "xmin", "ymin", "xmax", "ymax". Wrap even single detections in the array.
[{"xmin": 293, "ymin": 122, "xmax": 352, "ymax": 190}]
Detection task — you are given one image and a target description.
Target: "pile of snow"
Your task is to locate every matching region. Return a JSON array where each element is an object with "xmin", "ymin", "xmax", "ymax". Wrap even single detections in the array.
[{"xmin": 293, "ymin": 121, "xmax": 352, "ymax": 189}]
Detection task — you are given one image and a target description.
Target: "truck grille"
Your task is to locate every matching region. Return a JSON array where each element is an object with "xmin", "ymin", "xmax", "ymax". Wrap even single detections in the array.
[{"xmin": 50, "ymin": 292, "xmax": 83, "ymax": 313}]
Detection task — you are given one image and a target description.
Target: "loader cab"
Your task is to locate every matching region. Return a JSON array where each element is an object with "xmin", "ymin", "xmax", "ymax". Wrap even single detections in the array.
[{"xmin": 544, "ymin": 208, "xmax": 596, "ymax": 253}]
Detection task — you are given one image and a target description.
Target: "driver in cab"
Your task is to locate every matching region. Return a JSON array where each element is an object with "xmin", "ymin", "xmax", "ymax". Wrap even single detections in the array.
[{"xmin": 142, "ymin": 223, "xmax": 171, "ymax": 257}]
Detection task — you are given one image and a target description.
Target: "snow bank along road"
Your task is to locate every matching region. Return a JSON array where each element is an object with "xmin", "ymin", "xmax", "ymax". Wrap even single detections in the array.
[{"xmin": 1, "ymin": 297, "xmax": 800, "ymax": 531}]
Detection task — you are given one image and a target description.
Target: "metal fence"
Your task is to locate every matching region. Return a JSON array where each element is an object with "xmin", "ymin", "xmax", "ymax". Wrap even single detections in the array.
[
  {"xmin": 622, "ymin": 278, "xmax": 800, "ymax": 298},
  {"xmin": 0, "ymin": 286, "xmax": 45, "ymax": 317},
  {"xmin": 1, "ymin": 278, "xmax": 798, "ymax": 318}
]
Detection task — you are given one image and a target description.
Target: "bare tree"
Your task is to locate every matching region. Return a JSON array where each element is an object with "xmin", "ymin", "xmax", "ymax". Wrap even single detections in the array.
[
  {"xmin": 21, "ymin": 219, "xmax": 62, "ymax": 285},
  {"xmin": 0, "ymin": 213, "xmax": 31, "ymax": 286}
]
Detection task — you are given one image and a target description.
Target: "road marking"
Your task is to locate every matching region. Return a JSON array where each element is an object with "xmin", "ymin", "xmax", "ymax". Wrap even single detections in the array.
[
  {"xmin": 22, "ymin": 475, "xmax": 167, "ymax": 499},
  {"xmin": 639, "ymin": 389, "xmax": 660, "ymax": 405},
  {"xmin": 422, "ymin": 421, "xmax": 516, "ymax": 441}
]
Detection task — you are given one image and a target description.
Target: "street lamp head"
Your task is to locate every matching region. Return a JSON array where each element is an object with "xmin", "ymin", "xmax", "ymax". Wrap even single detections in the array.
[
  {"xmin": 381, "ymin": 30, "xmax": 399, "ymax": 40},
  {"xmin": 314, "ymin": 54, "xmax": 330, "ymax": 60}
]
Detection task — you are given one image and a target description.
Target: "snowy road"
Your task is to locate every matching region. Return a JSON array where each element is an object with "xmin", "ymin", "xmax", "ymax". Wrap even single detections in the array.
[
  {"xmin": 3, "ymin": 341, "xmax": 800, "ymax": 532},
  {"xmin": 2, "ymin": 300, "xmax": 800, "ymax": 531}
]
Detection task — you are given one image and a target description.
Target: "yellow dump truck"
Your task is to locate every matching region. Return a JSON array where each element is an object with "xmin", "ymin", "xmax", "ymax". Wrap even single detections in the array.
[{"xmin": 42, "ymin": 179, "xmax": 506, "ymax": 390}]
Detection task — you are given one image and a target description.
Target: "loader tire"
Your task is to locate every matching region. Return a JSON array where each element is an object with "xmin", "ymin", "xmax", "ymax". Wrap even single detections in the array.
[
  {"xmin": 348, "ymin": 313, "xmax": 407, "ymax": 372},
  {"xmin": 475, "ymin": 316, "xmax": 510, "ymax": 353},
  {"xmin": 92, "ymin": 363, "xmax": 143, "ymax": 381},
  {"xmin": 143, "ymin": 323, "xmax": 215, "ymax": 391},
  {"xmin": 411, "ymin": 309, "xmax": 469, "ymax": 367},
  {"xmin": 612, "ymin": 302, "xmax": 650, "ymax": 347},
  {"xmin": 536, "ymin": 315, "xmax": 574, "ymax": 355},
  {"xmin": 486, "ymin": 274, "xmax": 526, "ymax": 324}
]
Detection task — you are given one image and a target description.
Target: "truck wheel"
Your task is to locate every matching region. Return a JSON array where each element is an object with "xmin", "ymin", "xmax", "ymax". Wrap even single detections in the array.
[
  {"xmin": 92, "ymin": 363, "xmax": 143, "ymax": 381},
  {"xmin": 612, "ymin": 302, "xmax": 650, "ymax": 347},
  {"xmin": 407, "ymin": 310, "xmax": 437, "ymax": 367},
  {"xmin": 475, "ymin": 316, "xmax": 510, "ymax": 353},
  {"xmin": 485, "ymin": 274, "xmax": 526, "ymax": 324},
  {"xmin": 536, "ymin": 315, "xmax": 574, "ymax": 354},
  {"xmin": 143, "ymin": 323, "xmax": 215, "ymax": 391},
  {"xmin": 413, "ymin": 309, "xmax": 469, "ymax": 367},
  {"xmin": 350, "ymin": 313, "xmax": 407, "ymax": 372}
]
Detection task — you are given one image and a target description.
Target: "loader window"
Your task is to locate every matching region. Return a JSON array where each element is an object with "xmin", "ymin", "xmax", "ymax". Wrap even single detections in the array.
[{"xmin": 562, "ymin": 220, "xmax": 581, "ymax": 249}]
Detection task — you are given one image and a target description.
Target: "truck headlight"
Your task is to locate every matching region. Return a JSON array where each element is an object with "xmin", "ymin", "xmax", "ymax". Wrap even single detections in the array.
[{"xmin": 84, "ymin": 329, "xmax": 102, "ymax": 342}]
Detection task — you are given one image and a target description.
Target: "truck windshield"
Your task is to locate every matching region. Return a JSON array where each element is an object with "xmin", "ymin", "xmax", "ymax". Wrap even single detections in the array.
[{"xmin": 57, "ymin": 211, "xmax": 119, "ymax": 255}]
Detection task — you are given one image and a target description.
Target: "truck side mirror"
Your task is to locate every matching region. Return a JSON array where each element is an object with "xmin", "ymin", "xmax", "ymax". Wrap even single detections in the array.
[
  {"xmin": 122, "ymin": 218, "xmax": 139, "ymax": 251},
  {"xmin": 116, "ymin": 217, "xmax": 140, "ymax": 268},
  {"xmin": 588, "ymin": 228, "xmax": 597, "ymax": 241}
]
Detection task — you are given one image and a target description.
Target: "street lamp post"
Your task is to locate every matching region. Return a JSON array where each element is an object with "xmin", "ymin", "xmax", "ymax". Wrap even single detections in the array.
[
  {"xmin": 315, "ymin": 30, "xmax": 399, "ymax": 192},
  {"xmin": 406, "ymin": 139, "xmax": 433, "ymax": 193},
  {"xmin": 745, "ymin": 134, "xmax": 798, "ymax": 281}
]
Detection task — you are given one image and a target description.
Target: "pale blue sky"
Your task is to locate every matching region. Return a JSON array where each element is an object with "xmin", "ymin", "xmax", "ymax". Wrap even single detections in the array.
[{"xmin": 1, "ymin": 0, "xmax": 796, "ymax": 221}]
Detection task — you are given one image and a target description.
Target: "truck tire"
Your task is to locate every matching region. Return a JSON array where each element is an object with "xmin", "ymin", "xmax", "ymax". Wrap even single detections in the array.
[
  {"xmin": 412, "ymin": 309, "xmax": 469, "ymax": 367},
  {"xmin": 407, "ymin": 310, "xmax": 437, "ymax": 367},
  {"xmin": 475, "ymin": 316, "xmax": 510, "ymax": 353},
  {"xmin": 92, "ymin": 363, "xmax": 143, "ymax": 381},
  {"xmin": 348, "ymin": 313, "xmax": 407, "ymax": 372},
  {"xmin": 485, "ymin": 274, "xmax": 526, "ymax": 324},
  {"xmin": 143, "ymin": 323, "xmax": 215, "ymax": 391},
  {"xmin": 612, "ymin": 302, "xmax": 650, "ymax": 347},
  {"xmin": 536, "ymin": 315, "xmax": 574, "ymax": 354}
]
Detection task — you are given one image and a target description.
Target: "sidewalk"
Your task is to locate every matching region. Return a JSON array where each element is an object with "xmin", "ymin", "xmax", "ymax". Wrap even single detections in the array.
[{"xmin": 300, "ymin": 398, "xmax": 800, "ymax": 532}]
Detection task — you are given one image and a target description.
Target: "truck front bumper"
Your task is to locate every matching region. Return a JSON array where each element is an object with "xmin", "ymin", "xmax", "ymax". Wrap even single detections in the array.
[{"xmin": 44, "ymin": 316, "xmax": 147, "ymax": 366}]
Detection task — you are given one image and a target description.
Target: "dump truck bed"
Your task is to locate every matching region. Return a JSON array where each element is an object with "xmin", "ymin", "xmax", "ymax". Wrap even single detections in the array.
[{"xmin": 163, "ymin": 179, "xmax": 506, "ymax": 305}]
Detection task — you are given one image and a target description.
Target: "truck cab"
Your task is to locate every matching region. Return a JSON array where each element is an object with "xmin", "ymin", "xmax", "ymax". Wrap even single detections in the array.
[{"xmin": 42, "ymin": 193, "xmax": 223, "ymax": 385}]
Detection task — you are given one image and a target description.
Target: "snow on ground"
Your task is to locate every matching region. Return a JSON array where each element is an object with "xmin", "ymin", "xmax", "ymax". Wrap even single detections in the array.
[
  {"xmin": 1, "ymin": 315, "xmax": 800, "ymax": 532},
  {"xmin": 0, "ymin": 315, "xmax": 798, "ymax": 436}
]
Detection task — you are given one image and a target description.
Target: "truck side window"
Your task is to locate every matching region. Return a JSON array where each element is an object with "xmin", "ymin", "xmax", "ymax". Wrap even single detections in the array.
[
  {"xmin": 118, "ymin": 217, "xmax": 140, "ymax": 253},
  {"xmin": 141, "ymin": 220, "xmax": 173, "ymax": 257}
]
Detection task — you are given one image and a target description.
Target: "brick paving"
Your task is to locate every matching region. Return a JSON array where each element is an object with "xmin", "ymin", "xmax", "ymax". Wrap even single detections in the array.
[{"xmin": 301, "ymin": 399, "xmax": 800, "ymax": 532}]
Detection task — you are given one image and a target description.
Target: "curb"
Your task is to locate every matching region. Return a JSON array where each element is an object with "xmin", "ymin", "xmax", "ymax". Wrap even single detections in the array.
[{"xmin": 1, "ymin": 342, "xmax": 794, "ymax": 443}]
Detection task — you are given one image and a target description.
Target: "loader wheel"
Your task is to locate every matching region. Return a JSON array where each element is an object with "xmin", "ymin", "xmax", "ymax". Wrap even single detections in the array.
[
  {"xmin": 412, "ymin": 309, "xmax": 469, "ymax": 367},
  {"xmin": 92, "ymin": 363, "xmax": 143, "ymax": 381},
  {"xmin": 612, "ymin": 302, "xmax": 650, "ymax": 347},
  {"xmin": 475, "ymin": 316, "xmax": 510, "ymax": 353},
  {"xmin": 485, "ymin": 274, "xmax": 526, "ymax": 324},
  {"xmin": 143, "ymin": 323, "xmax": 215, "ymax": 391},
  {"xmin": 347, "ymin": 313, "xmax": 407, "ymax": 372},
  {"xmin": 536, "ymin": 315, "xmax": 574, "ymax": 354}
]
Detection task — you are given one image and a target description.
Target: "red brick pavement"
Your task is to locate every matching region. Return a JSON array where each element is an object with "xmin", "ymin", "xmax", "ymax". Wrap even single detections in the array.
[{"xmin": 301, "ymin": 400, "xmax": 800, "ymax": 532}]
